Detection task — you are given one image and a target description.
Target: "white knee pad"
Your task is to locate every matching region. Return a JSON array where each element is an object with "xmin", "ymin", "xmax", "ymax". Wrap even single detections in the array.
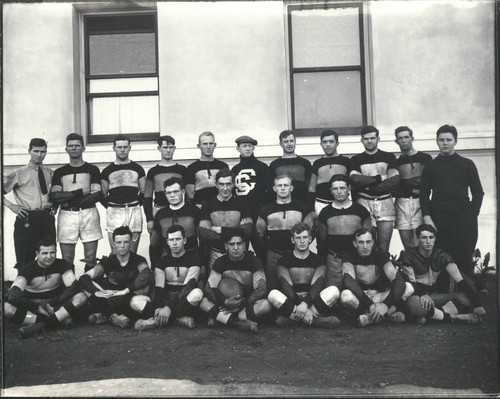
[
  {"xmin": 129, "ymin": 294, "xmax": 151, "ymax": 311},
  {"xmin": 320, "ymin": 286, "xmax": 340, "ymax": 307},
  {"xmin": 267, "ymin": 289, "xmax": 287, "ymax": 308},
  {"xmin": 187, "ymin": 288, "xmax": 203, "ymax": 305},
  {"xmin": 340, "ymin": 290, "xmax": 359, "ymax": 310},
  {"xmin": 402, "ymin": 282, "xmax": 414, "ymax": 300}
]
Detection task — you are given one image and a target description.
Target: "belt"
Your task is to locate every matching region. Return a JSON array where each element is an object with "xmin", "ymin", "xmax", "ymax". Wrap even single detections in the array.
[
  {"xmin": 358, "ymin": 193, "xmax": 391, "ymax": 201},
  {"xmin": 108, "ymin": 202, "xmax": 140, "ymax": 208},
  {"xmin": 316, "ymin": 198, "xmax": 333, "ymax": 204},
  {"xmin": 60, "ymin": 205, "xmax": 94, "ymax": 211},
  {"xmin": 27, "ymin": 208, "xmax": 52, "ymax": 215},
  {"xmin": 397, "ymin": 194, "xmax": 420, "ymax": 199}
]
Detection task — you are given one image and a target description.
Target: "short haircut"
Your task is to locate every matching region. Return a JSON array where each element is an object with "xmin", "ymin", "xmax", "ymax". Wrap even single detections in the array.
[
  {"xmin": 360, "ymin": 125, "xmax": 379, "ymax": 137},
  {"xmin": 274, "ymin": 174, "xmax": 293, "ymax": 185},
  {"xmin": 29, "ymin": 138, "xmax": 47, "ymax": 150},
  {"xmin": 320, "ymin": 129, "xmax": 339, "ymax": 142},
  {"xmin": 353, "ymin": 228, "xmax": 373, "ymax": 240},
  {"xmin": 415, "ymin": 224, "xmax": 437, "ymax": 238},
  {"xmin": 157, "ymin": 135, "xmax": 175, "ymax": 146},
  {"xmin": 198, "ymin": 131, "xmax": 215, "ymax": 143},
  {"xmin": 279, "ymin": 129, "xmax": 295, "ymax": 142},
  {"xmin": 329, "ymin": 174, "xmax": 350, "ymax": 186},
  {"xmin": 112, "ymin": 226, "xmax": 133, "ymax": 240},
  {"xmin": 223, "ymin": 227, "xmax": 246, "ymax": 243},
  {"xmin": 164, "ymin": 176, "xmax": 185, "ymax": 190},
  {"xmin": 291, "ymin": 222, "xmax": 311, "ymax": 237},
  {"xmin": 166, "ymin": 224, "xmax": 186, "ymax": 238},
  {"xmin": 436, "ymin": 124, "xmax": 458, "ymax": 141},
  {"xmin": 215, "ymin": 168, "xmax": 234, "ymax": 183},
  {"xmin": 66, "ymin": 133, "xmax": 84, "ymax": 146},
  {"xmin": 394, "ymin": 126, "xmax": 413, "ymax": 138},
  {"xmin": 36, "ymin": 238, "xmax": 56, "ymax": 252},
  {"xmin": 113, "ymin": 134, "xmax": 130, "ymax": 146}
]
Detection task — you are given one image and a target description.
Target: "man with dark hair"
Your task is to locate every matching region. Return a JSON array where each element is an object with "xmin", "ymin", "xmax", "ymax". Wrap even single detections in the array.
[
  {"xmin": 144, "ymin": 135, "xmax": 187, "ymax": 235},
  {"xmin": 149, "ymin": 177, "xmax": 200, "ymax": 267},
  {"xmin": 200, "ymin": 227, "xmax": 272, "ymax": 333},
  {"xmin": 350, "ymin": 126, "xmax": 400, "ymax": 253},
  {"xmin": 50, "ymin": 133, "xmax": 102, "ymax": 273},
  {"xmin": 186, "ymin": 131, "xmax": 229, "ymax": 208},
  {"xmin": 267, "ymin": 223, "xmax": 341, "ymax": 329},
  {"xmin": 78, "ymin": 226, "xmax": 154, "ymax": 329},
  {"xmin": 5, "ymin": 239, "xmax": 87, "ymax": 338},
  {"xmin": 3, "ymin": 137, "xmax": 56, "ymax": 270},
  {"xmin": 269, "ymin": 130, "xmax": 312, "ymax": 205},
  {"xmin": 340, "ymin": 228, "xmax": 413, "ymax": 327},
  {"xmin": 394, "ymin": 126, "xmax": 432, "ymax": 249},
  {"xmin": 401, "ymin": 224, "xmax": 485, "ymax": 324},
  {"xmin": 135, "ymin": 225, "xmax": 204, "ymax": 331},
  {"xmin": 420, "ymin": 124, "xmax": 483, "ymax": 282},
  {"xmin": 317, "ymin": 174, "xmax": 371, "ymax": 290},
  {"xmin": 101, "ymin": 135, "xmax": 146, "ymax": 254},
  {"xmin": 308, "ymin": 130, "xmax": 351, "ymax": 214},
  {"xmin": 198, "ymin": 168, "xmax": 253, "ymax": 270}
]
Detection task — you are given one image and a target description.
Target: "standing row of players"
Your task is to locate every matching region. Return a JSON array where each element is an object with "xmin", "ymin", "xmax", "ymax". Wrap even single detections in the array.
[{"xmin": 4, "ymin": 125, "xmax": 485, "ymax": 337}]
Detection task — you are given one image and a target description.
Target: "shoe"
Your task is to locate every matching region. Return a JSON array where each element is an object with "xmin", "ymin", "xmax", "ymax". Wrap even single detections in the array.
[
  {"xmin": 207, "ymin": 318, "xmax": 216, "ymax": 327},
  {"xmin": 311, "ymin": 316, "xmax": 341, "ymax": 329},
  {"xmin": 19, "ymin": 322, "xmax": 46, "ymax": 339},
  {"xmin": 415, "ymin": 316, "xmax": 427, "ymax": 325},
  {"xmin": 234, "ymin": 319, "xmax": 259, "ymax": 333},
  {"xmin": 387, "ymin": 311, "xmax": 405, "ymax": 324},
  {"xmin": 109, "ymin": 313, "xmax": 130, "ymax": 329},
  {"xmin": 275, "ymin": 316, "xmax": 299, "ymax": 328},
  {"xmin": 175, "ymin": 316, "xmax": 195, "ymax": 329},
  {"xmin": 134, "ymin": 317, "xmax": 158, "ymax": 331},
  {"xmin": 60, "ymin": 317, "xmax": 73, "ymax": 330},
  {"xmin": 450, "ymin": 313, "xmax": 481, "ymax": 324},
  {"xmin": 357, "ymin": 313, "xmax": 374, "ymax": 328},
  {"xmin": 88, "ymin": 313, "xmax": 109, "ymax": 325}
]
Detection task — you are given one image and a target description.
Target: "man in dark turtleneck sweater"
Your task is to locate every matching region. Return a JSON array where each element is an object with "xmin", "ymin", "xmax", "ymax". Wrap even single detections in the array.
[{"xmin": 420, "ymin": 124, "xmax": 483, "ymax": 282}]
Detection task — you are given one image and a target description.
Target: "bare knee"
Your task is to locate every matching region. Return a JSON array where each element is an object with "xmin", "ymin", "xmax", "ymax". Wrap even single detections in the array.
[
  {"xmin": 186, "ymin": 288, "xmax": 203, "ymax": 306},
  {"xmin": 254, "ymin": 299, "xmax": 272, "ymax": 316},
  {"xmin": 4, "ymin": 302, "xmax": 17, "ymax": 318},
  {"xmin": 71, "ymin": 292, "xmax": 88, "ymax": 308},
  {"xmin": 129, "ymin": 295, "xmax": 151, "ymax": 312},
  {"xmin": 340, "ymin": 290, "xmax": 359, "ymax": 310},
  {"xmin": 320, "ymin": 286, "xmax": 340, "ymax": 307}
]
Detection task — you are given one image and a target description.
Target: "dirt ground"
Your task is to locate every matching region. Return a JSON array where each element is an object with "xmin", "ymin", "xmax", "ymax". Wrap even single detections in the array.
[{"xmin": 2, "ymin": 276, "xmax": 498, "ymax": 396}]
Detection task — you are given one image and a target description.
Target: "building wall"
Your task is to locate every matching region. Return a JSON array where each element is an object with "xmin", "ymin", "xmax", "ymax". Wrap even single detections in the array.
[{"xmin": 2, "ymin": 1, "xmax": 496, "ymax": 281}]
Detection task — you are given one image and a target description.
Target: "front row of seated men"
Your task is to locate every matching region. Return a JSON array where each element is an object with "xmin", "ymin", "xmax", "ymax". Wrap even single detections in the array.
[{"xmin": 6, "ymin": 221, "xmax": 485, "ymax": 338}]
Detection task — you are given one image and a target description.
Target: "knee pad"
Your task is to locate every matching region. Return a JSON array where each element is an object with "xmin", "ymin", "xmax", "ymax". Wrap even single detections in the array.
[
  {"xmin": 267, "ymin": 289, "xmax": 287, "ymax": 308},
  {"xmin": 187, "ymin": 288, "xmax": 203, "ymax": 305},
  {"xmin": 320, "ymin": 286, "xmax": 340, "ymax": 306},
  {"xmin": 129, "ymin": 294, "xmax": 151, "ymax": 311},
  {"xmin": 340, "ymin": 290, "xmax": 359, "ymax": 310}
]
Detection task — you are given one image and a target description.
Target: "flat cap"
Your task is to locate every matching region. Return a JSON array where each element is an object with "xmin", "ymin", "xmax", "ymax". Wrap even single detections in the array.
[{"xmin": 235, "ymin": 135, "xmax": 258, "ymax": 146}]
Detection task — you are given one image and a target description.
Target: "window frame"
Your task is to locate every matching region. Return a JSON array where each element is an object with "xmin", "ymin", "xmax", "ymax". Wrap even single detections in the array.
[{"xmin": 287, "ymin": 2, "xmax": 368, "ymax": 137}]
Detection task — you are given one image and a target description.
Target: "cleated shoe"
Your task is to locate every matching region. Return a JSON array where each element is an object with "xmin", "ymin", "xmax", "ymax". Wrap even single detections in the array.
[
  {"xmin": 207, "ymin": 318, "xmax": 216, "ymax": 327},
  {"xmin": 275, "ymin": 316, "xmax": 299, "ymax": 328},
  {"xmin": 234, "ymin": 319, "xmax": 259, "ymax": 333},
  {"xmin": 109, "ymin": 313, "xmax": 130, "ymax": 329},
  {"xmin": 450, "ymin": 313, "xmax": 481, "ymax": 324},
  {"xmin": 387, "ymin": 311, "xmax": 406, "ymax": 324},
  {"xmin": 415, "ymin": 316, "xmax": 427, "ymax": 325},
  {"xmin": 311, "ymin": 316, "xmax": 341, "ymax": 329},
  {"xmin": 357, "ymin": 313, "xmax": 374, "ymax": 328},
  {"xmin": 175, "ymin": 316, "xmax": 196, "ymax": 329},
  {"xmin": 60, "ymin": 317, "xmax": 74, "ymax": 330},
  {"xmin": 88, "ymin": 313, "xmax": 109, "ymax": 325},
  {"xmin": 19, "ymin": 322, "xmax": 46, "ymax": 339},
  {"xmin": 135, "ymin": 317, "xmax": 158, "ymax": 331}
]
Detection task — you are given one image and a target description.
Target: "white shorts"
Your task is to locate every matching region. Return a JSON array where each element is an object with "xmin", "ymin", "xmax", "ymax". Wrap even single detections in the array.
[
  {"xmin": 106, "ymin": 204, "xmax": 143, "ymax": 234},
  {"xmin": 57, "ymin": 208, "xmax": 103, "ymax": 244},
  {"xmin": 357, "ymin": 197, "xmax": 396, "ymax": 225},
  {"xmin": 395, "ymin": 197, "xmax": 423, "ymax": 230}
]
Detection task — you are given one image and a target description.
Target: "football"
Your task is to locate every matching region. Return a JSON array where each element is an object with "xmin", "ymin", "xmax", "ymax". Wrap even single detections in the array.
[{"xmin": 218, "ymin": 277, "xmax": 243, "ymax": 298}]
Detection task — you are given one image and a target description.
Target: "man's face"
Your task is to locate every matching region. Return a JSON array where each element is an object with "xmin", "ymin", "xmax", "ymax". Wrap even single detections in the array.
[
  {"xmin": 280, "ymin": 134, "xmax": 296, "ymax": 155},
  {"xmin": 198, "ymin": 135, "xmax": 216, "ymax": 157},
  {"xmin": 113, "ymin": 234, "xmax": 132, "ymax": 256},
  {"xmin": 29, "ymin": 145, "xmax": 47, "ymax": 165},
  {"xmin": 436, "ymin": 133, "xmax": 456, "ymax": 155},
  {"xmin": 158, "ymin": 141, "xmax": 175, "ymax": 161},
  {"xmin": 237, "ymin": 143, "xmax": 254, "ymax": 158},
  {"xmin": 321, "ymin": 135, "xmax": 338, "ymax": 156},
  {"xmin": 216, "ymin": 176, "xmax": 234, "ymax": 200},
  {"xmin": 225, "ymin": 236, "xmax": 245, "ymax": 260},
  {"xmin": 36, "ymin": 245, "xmax": 56, "ymax": 267},
  {"xmin": 113, "ymin": 140, "xmax": 131, "ymax": 161},
  {"xmin": 353, "ymin": 232, "xmax": 374, "ymax": 257},
  {"xmin": 330, "ymin": 181, "xmax": 350, "ymax": 202},
  {"xmin": 66, "ymin": 140, "xmax": 85, "ymax": 159},
  {"xmin": 167, "ymin": 230, "xmax": 186, "ymax": 255},
  {"xmin": 395, "ymin": 131, "xmax": 414, "ymax": 152},
  {"xmin": 273, "ymin": 177, "xmax": 293, "ymax": 200},
  {"xmin": 291, "ymin": 230, "xmax": 311, "ymax": 252},
  {"xmin": 418, "ymin": 230, "xmax": 436, "ymax": 252},
  {"xmin": 361, "ymin": 132, "xmax": 379, "ymax": 152},
  {"xmin": 165, "ymin": 183, "xmax": 184, "ymax": 206}
]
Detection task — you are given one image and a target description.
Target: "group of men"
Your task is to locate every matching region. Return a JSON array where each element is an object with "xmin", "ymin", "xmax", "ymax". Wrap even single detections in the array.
[{"xmin": 3, "ymin": 124, "xmax": 486, "ymax": 337}]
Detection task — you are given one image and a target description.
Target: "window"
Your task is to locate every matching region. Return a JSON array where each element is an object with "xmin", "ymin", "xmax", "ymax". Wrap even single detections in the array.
[
  {"xmin": 84, "ymin": 13, "xmax": 159, "ymax": 143},
  {"xmin": 288, "ymin": 3, "xmax": 367, "ymax": 136}
]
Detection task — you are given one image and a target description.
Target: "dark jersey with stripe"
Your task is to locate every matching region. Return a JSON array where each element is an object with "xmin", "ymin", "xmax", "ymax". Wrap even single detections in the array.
[
  {"xmin": 318, "ymin": 203, "xmax": 370, "ymax": 255},
  {"xmin": 146, "ymin": 163, "xmax": 187, "ymax": 207},
  {"xmin": 153, "ymin": 203, "xmax": 200, "ymax": 253},
  {"xmin": 186, "ymin": 159, "xmax": 229, "ymax": 206},
  {"xmin": 18, "ymin": 258, "xmax": 72, "ymax": 296},
  {"xmin": 101, "ymin": 161, "xmax": 145, "ymax": 204},
  {"xmin": 258, "ymin": 200, "xmax": 310, "ymax": 252},
  {"xmin": 311, "ymin": 155, "xmax": 351, "ymax": 201},
  {"xmin": 51, "ymin": 162, "xmax": 101, "ymax": 208},
  {"xmin": 350, "ymin": 150, "xmax": 397, "ymax": 197},
  {"xmin": 156, "ymin": 251, "xmax": 201, "ymax": 289},
  {"xmin": 269, "ymin": 156, "xmax": 312, "ymax": 203},
  {"xmin": 342, "ymin": 248, "xmax": 391, "ymax": 291},
  {"xmin": 99, "ymin": 253, "xmax": 148, "ymax": 290},
  {"xmin": 396, "ymin": 151, "xmax": 432, "ymax": 198}
]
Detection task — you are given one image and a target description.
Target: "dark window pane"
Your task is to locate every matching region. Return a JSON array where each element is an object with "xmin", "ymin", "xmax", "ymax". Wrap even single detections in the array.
[{"xmin": 87, "ymin": 14, "xmax": 156, "ymax": 34}]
